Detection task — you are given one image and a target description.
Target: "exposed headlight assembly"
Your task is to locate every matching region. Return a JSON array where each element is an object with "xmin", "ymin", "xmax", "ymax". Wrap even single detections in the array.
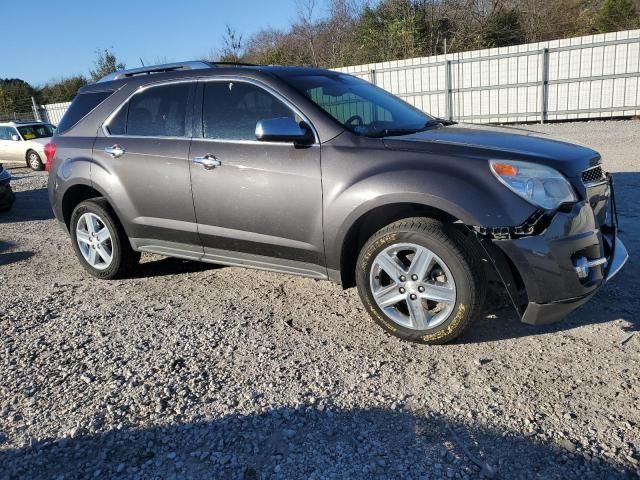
[{"xmin": 489, "ymin": 160, "xmax": 577, "ymax": 210}]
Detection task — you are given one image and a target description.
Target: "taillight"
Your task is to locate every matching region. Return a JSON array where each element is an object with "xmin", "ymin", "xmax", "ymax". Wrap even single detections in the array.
[{"xmin": 44, "ymin": 142, "xmax": 56, "ymax": 172}]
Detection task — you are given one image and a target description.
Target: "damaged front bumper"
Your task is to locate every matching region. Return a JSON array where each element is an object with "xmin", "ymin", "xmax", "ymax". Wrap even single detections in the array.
[{"xmin": 477, "ymin": 175, "xmax": 629, "ymax": 325}]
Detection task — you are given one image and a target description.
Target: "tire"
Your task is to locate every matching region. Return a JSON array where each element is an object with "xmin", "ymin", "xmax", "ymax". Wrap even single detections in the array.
[
  {"xmin": 0, "ymin": 184, "xmax": 15, "ymax": 212},
  {"xmin": 356, "ymin": 217, "xmax": 485, "ymax": 345},
  {"xmin": 26, "ymin": 150, "xmax": 44, "ymax": 171},
  {"xmin": 69, "ymin": 198, "xmax": 140, "ymax": 279}
]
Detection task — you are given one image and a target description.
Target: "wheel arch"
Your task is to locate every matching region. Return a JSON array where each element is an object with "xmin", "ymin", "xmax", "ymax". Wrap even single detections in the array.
[{"xmin": 337, "ymin": 200, "xmax": 474, "ymax": 288}]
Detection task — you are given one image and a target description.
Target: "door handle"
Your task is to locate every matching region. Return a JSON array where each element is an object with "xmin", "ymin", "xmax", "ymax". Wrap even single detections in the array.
[
  {"xmin": 104, "ymin": 144, "xmax": 125, "ymax": 158},
  {"xmin": 192, "ymin": 154, "xmax": 221, "ymax": 170}
]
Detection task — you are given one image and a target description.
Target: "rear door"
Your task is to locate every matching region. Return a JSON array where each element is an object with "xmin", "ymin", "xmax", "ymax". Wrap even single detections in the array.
[
  {"xmin": 188, "ymin": 78, "xmax": 325, "ymax": 277},
  {"xmin": 2, "ymin": 127, "xmax": 23, "ymax": 161},
  {"xmin": 0, "ymin": 127, "xmax": 11, "ymax": 162},
  {"xmin": 93, "ymin": 81, "xmax": 202, "ymax": 256}
]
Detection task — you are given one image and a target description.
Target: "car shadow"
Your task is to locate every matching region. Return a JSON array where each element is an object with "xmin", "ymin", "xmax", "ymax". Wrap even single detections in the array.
[
  {"xmin": 0, "ymin": 407, "xmax": 633, "ymax": 479},
  {"xmin": 0, "ymin": 240, "xmax": 33, "ymax": 267},
  {"xmin": 0, "ymin": 187, "xmax": 54, "ymax": 224},
  {"xmin": 133, "ymin": 256, "xmax": 222, "ymax": 278}
]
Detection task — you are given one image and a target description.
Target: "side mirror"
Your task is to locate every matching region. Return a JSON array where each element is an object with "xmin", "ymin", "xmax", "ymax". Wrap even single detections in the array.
[
  {"xmin": 10, "ymin": 134, "xmax": 20, "ymax": 141},
  {"xmin": 255, "ymin": 117, "xmax": 313, "ymax": 145}
]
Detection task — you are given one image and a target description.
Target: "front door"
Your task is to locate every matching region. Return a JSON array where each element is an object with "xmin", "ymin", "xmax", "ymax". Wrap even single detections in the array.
[
  {"xmin": 93, "ymin": 81, "xmax": 202, "ymax": 256},
  {"xmin": 188, "ymin": 79, "xmax": 325, "ymax": 278}
]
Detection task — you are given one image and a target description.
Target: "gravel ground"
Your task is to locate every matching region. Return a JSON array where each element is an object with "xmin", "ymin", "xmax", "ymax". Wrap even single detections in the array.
[{"xmin": 0, "ymin": 120, "xmax": 639, "ymax": 480}]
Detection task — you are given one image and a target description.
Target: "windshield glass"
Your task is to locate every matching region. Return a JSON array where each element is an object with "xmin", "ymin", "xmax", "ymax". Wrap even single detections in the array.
[
  {"xmin": 283, "ymin": 73, "xmax": 435, "ymax": 137},
  {"xmin": 17, "ymin": 124, "xmax": 55, "ymax": 140}
]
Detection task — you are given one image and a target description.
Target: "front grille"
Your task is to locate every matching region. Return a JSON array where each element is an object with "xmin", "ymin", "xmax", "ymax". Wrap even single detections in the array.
[{"xmin": 581, "ymin": 165, "xmax": 606, "ymax": 185}]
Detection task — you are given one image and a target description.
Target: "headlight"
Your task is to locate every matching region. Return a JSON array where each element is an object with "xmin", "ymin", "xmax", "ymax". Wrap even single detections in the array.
[{"xmin": 489, "ymin": 160, "xmax": 577, "ymax": 210}]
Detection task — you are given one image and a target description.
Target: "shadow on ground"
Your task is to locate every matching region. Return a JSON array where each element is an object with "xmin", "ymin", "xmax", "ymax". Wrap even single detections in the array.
[
  {"xmin": 0, "ymin": 240, "xmax": 33, "ymax": 267},
  {"xmin": 0, "ymin": 188, "xmax": 54, "ymax": 224},
  {"xmin": 0, "ymin": 407, "xmax": 634, "ymax": 480}
]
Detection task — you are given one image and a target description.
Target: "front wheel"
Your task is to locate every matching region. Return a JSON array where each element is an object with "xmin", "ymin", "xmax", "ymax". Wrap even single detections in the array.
[
  {"xmin": 356, "ymin": 218, "xmax": 485, "ymax": 345},
  {"xmin": 70, "ymin": 199, "xmax": 140, "ymax": 279},
  {"xmin": 27, "ymin": 150, "xmax": 44, "ymax": 171}
]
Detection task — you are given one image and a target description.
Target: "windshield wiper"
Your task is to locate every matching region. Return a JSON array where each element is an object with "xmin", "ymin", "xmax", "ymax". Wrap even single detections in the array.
[{"xmin": 368, "ymin": 120, "xmax": 441, "ymax": 138}]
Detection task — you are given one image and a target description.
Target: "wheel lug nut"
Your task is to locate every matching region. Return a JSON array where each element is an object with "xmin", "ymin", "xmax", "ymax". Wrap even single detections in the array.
[
  {"xmin": 399, "ymin": 287, "xmax": 406, "ymax": 294},
  {"xmin": 399, "ymin": 276, "xmax": 406, "ymax": 282},
  {"xmin": 418, "ymin": 286, "xmax": 425, "ymax": 293},
  {"xmin": 410, "ymin": 294, "xmax": 417, "ymax": 300},
  {"xmin": 411, "ymin": 274, "xmax": 418, "ymax": 281}
]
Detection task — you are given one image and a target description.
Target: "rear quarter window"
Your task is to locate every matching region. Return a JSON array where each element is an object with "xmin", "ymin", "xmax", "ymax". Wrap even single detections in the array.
[{"xmin": 57, "ymin": 91, "xmax": 113, "ymax": 134}]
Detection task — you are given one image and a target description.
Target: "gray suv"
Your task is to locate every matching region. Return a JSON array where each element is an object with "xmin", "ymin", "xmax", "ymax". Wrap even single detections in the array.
[{"xmin": 47, "ymin": 61, "xmax": 628, "ymax": 344}]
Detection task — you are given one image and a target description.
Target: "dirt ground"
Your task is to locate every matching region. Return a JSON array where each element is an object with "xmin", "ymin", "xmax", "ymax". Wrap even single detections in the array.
[{"xmin": 0, "ymin": 120, "xmax": 638, "ymax": 479}]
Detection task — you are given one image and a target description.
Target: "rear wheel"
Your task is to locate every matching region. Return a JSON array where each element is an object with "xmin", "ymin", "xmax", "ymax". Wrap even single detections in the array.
[
  {"xmin": 70, "ymin": 199, "xmax": 140, "ymax": 279},
  {"xmin": 27, "ymin": 150, "xmax": 44, "ymax": 171},
  {"xmin": 356, "ymin": 217, "xmax": 485, "ymax": 344}
]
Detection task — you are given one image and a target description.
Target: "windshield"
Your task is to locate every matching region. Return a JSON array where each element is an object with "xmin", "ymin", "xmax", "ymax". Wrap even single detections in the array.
[
  {"xmin": 283, "ymin": 73, "xmax": 436, "ymax": 137},
  {"xmin": 17, "ymin": 124, "xmax": 55, "ymax": 140}
]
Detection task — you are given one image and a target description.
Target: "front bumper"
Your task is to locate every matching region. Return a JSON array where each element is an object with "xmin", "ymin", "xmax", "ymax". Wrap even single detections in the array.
[{"xmin": 490, "ymin": 176, "xmax": 629, "ymax": 325}]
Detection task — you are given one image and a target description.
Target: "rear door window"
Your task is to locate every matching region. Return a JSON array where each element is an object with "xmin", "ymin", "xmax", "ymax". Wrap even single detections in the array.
[
  {"xmin": 57, "ymin": 91, "xmax": 113, "ymax": 133},
  {"xmin": 107, "ymin": 83, "xmax": 192, "ymax": 137}
]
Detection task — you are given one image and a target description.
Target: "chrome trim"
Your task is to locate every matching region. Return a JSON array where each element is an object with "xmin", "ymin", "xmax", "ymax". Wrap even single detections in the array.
[
  {"xmin": 101, "ymin": 76, "xmax": 320, "ymax": 145},
  {"xmin": 97, "ymin": 61, "xmax": 212, "ymax": 83},
  {"xmin": 606, "ymin": 237, "xmax": 629, "ymax": 282}
]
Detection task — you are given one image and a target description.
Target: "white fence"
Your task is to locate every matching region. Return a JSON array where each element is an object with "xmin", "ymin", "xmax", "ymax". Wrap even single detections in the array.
[
  {"xmin": 37, "ymin": 101, "xmax": 71, "ymax": 125},
  {"xmin": 335, "ymin": 29, "xmax": 640, "ymax": 123}
]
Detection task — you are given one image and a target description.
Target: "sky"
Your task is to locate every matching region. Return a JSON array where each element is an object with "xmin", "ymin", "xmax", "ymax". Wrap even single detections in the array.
[{"xmin": 2, "ymin": 0, "xmax": 329, "ymax": 86}]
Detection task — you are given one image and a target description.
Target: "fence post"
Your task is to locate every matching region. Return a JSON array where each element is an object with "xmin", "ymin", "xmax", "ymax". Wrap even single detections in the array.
[
  {"xmin": 540, "ymin": 48, "xmax": 550, "ymax": 124},
  {"xmin": 370, "ymin": 69, "xmax": 377, "ymax": 85},
  {"xmin": 445, "ymin": 60, "xmax": 453, "ymax": 122},
  {"xmin": 31, "ymin": 97, "xmax": 41, "ymax": 122}
]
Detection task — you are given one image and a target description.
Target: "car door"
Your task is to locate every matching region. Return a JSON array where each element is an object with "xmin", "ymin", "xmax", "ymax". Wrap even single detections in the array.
[
  {"xmin": 2, "ymin": 127, "xmax": 24, "ymax": 161},
  {"xmin": 93, "ymin": 80, "xmax": 203, "ymax": 257},
  {"xmin": 0, "ymin": 127, "xmax": 10, "ymax": 162},
  {"xmin": 188, "ymin": 78, "xmax": 325, "ymax": 278}
]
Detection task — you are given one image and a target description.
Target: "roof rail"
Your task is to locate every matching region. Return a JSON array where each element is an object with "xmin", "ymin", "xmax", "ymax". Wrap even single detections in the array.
[{"xmin": 97, "ymin": 61, "xmax": 213, "ymax": 83}]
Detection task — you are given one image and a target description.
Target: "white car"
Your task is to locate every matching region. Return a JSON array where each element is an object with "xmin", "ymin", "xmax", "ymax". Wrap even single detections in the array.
[{"xmin": 0, "ymin": 121, "xmax": 56, "ymax": 170}]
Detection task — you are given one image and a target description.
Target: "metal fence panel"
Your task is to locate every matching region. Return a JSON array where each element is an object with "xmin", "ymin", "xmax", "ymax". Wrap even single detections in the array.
[
  {"xmin": 38, "ymin": 102, "xmax": 71, "ymax": 125},
  {"xmin": 334, "ymin": 29, "xmax": 640, "ymax": 123}
]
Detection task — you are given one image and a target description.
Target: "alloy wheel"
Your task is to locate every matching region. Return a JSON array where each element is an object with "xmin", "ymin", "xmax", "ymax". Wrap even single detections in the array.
[
  {"xmin": 76, "ymin": 212, "xmax": 113, "ymax": 270},
  {"xmin": 369, "ymin": 243, "xmax": 456, "ymax": 330}
]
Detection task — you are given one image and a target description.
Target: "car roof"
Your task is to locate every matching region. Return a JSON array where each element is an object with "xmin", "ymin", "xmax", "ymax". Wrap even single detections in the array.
[
  {"xmin": 0, "ymin": 121, "xmax": 49, "ymax": 127},
  {"xmin": 79, "ymin": 61, "xmax": 341, "ymax": 93}
]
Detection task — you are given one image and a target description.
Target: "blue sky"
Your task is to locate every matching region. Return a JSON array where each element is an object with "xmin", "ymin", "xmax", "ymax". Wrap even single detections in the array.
[{"xmin": 2, "ymin": 0, "xmax": 329, "ymax": 86}]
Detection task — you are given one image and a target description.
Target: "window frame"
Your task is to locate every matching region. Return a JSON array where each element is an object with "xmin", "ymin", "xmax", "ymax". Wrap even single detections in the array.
[
  {"xmin": 194, "ymin": 77, "xmax": 319, "ymax": 145},
  {"xmin": 102, "ymin": 79, "xmax": 196, "ymax": 139}
]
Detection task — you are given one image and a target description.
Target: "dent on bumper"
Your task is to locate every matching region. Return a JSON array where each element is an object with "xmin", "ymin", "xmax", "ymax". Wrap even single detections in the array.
[
  {"xmin": 521, "ymin": 240, "xmax": 628, "ymax": 326},
  {"xmin": 485, "ymin": 201, "xmax": 629, "ymax": 326}
]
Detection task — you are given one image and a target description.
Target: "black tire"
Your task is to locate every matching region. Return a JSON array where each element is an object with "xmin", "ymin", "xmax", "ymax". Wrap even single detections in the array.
[
  {"xmin": 0, "ymin": 184, "xmax": 15, "ymax": 212},
  {"xmin": 26, "ymin": 150, "xmax": 44, "ymax": 171},
  {"xmin": 69, "ymin": 198, "xmax": 140, "ymax": 279},
  {"xmin": 356, "ymin": 217, "xmax": 485, "ymax": 345}
]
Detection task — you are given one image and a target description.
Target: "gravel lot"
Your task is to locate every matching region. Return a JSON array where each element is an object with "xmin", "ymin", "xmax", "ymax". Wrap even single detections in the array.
[{"xmin": 0, "ymin": 120, "xmax": 638, "ymax": 479}]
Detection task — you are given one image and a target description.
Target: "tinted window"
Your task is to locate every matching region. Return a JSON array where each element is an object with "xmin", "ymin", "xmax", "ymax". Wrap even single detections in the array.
[
  {"xmin": 203, "ymin": 82, "xmax": 295, "ymax": 140},
  {"xmin": 57, "ymin": 91, "xmax": 112, "ymax": 133},
  {"xmin": 115, "ymin": 83, "xmax": 191, "ymax": 137}
]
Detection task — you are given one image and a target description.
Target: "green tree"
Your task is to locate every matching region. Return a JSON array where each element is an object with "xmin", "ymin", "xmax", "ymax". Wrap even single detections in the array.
[
  {"xmin": 0, "ymin": 79, "xmax": 37, "ymax": 114},
  {"xmin": 89, "ymin": 49, "xmax": 125, "ymax": 83},
  {"xmin": 484, "ymin": 8, "xmax": 527, "ymax": 48},
  {"xmin": 595, "ymin": 0, "xmax": 640, "ymax": 32},
  {"xmin": 39, "ymin": 76, "xmax": 88, "ymax": 104}
]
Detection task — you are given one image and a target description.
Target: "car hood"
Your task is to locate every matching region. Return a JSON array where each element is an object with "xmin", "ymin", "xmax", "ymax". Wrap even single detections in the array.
[
  {"xmin": 26, "ymin": 137, "xmax": 51, "ymax": 149},
  {"xmin": 382, "ymin": 123, "xmax": 600, "ymax": 177}
]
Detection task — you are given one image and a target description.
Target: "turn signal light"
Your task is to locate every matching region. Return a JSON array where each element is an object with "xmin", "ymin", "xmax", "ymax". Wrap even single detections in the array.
[{"xmin": 491, "ymin": 162, "xmax": 518, "ymax": 176}]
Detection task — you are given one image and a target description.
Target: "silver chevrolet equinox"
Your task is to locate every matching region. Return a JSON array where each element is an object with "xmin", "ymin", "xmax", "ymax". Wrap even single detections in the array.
[{"xmin": 47, "ymin": 61, "xmax": 628, "ymax": 344}]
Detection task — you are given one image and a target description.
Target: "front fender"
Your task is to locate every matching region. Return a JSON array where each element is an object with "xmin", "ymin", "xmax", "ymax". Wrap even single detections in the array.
[{"xmin": 323, "ymin": 166, "xmax": 536, "ymax": 272}]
